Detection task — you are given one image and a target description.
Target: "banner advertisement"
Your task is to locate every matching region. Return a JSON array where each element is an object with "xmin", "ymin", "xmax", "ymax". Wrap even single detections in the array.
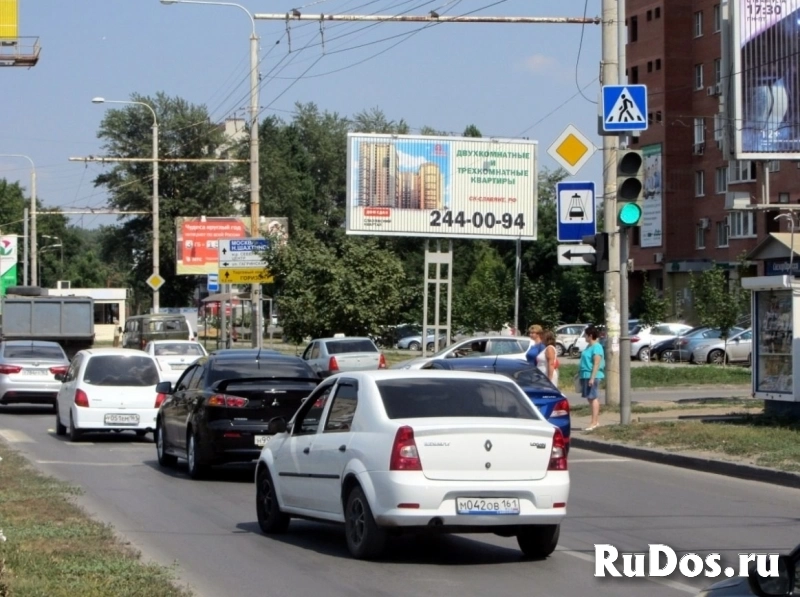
[
  {"xmin": 731, "ymin": 0, "xmax": 800, "ymax": 158},
  {"xmin": 641, "ymin": 144, "xmax": 663, "ymax": 248},
  {"xmin": 0, "ymin": 235, "xmax": 18, "ymax": 305},
  {"xmin": 346, "ymin": 133, "xmax": 538, "ymax": 240}
]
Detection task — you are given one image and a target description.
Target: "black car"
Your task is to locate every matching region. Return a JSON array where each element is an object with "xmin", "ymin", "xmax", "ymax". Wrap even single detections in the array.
[
  {"xmin": 650, "ymin": 326, "xmax": 710, "ymax": 362},
  {"xmin": 154, "ymin": 349, "xmax": 320, "ymax": 479}
]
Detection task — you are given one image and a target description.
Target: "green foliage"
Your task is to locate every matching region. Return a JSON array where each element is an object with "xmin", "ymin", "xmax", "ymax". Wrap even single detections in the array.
[
  {"xmin": 462, "ymin": 124, "xmax": 482, "ymax": 137},
  {"xmin": 638, "ymin": 274, "xmax": 669, "ymax": 327},
  {"xmin": 689, "ymin": 265, "xmax": 750, "ymax": 340},
  {"xmin": 454, "ymin": 246, "xmax": 513, "ymax": 333},
  {"xmin": 350, "ymin": 106, "xmax": 409, "ymax": 134},
  {"xmin": 521, "ymin": 276, "xmax": 561, "ymax": 330}
]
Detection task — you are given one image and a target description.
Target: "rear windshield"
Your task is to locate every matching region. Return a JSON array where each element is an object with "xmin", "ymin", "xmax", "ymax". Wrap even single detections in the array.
[
  {"xmin": 84, "ymin": 356, "xmax": 160, "ymax": 386},
  {"xmin": 208, "ymin": 359, "xmax": 316, "ymax": 385},
  {"xmin": 377, "ymin": 378, "xmax": 537, "ymax": 420},
  {"xmin": 325, "ymin": 339, "xmax": 377, "ymax": 354},
  {"xmin": 505, "ymin": 368, "xmax": 558, "ymax": 391},
  {"xmin": 153, "ymin": 343, "xmax": 204, "ymax": 357},
  {"xmin": 147, "ymin": 319, "xmax": 187, "ymax": 332},
  {"xmin": 3, "ymin": 346, "xmax": 66, "ymax": 360}
]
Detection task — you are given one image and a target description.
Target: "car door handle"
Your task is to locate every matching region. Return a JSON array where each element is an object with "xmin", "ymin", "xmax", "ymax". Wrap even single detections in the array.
[
  {"xmin": 303, "ymin": 447, "xmax": 310, "ymax": 454},
  {"xmin": 338, "ymin": 445, "xmax": 346, "ymax": 452}
]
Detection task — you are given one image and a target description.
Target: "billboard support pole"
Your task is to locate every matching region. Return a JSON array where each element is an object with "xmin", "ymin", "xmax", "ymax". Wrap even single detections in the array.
[
  {"xmin": 220, "ymin": 285, "xmax": 228, "ymax": 349},
  {"xmin": 422, "ymin": 241, "xmax": 429, "ymax": 358},
  {"xmin": 23, "ymin": 207, "xmax": 28, "ymax": 286},
  {"xmin": 514, "ymin": 238, "xmax": 521, "ymax": 335},
  {"xmin": 447, "ymin": 240, "xmax": 453, "ymax": 350}
]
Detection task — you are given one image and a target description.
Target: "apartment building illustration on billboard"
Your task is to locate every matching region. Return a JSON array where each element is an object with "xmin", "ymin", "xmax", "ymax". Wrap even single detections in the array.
[{"xmin": 357, "ymin": 140, "xmax": 447, "ymax": 210}]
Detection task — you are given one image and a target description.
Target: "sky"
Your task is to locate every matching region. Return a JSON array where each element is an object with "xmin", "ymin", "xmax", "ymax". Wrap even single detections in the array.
[{"xmin": 0, "ymin": 0, "xmax": 603, "ymax": 231}]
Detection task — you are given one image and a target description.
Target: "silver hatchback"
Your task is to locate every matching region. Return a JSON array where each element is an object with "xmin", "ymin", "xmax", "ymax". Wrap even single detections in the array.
[{"xmin": 0, "ymin": 340, "xmax": 70, "ymax": 409}]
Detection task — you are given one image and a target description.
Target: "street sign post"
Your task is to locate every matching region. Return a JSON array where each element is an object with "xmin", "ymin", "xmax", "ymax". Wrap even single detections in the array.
[
  {"xmin": 557, "ymin": 244, "xmax": 594, "ymax": 266},
  {"xmin": 207, "ymin": 273, "xmax": 219, "ymax": 293},
  {"xmin": 602, "ymin": 84, "xmax": 648, "ymax": 133},
  {"xmin": 218, "ymin": 238, "xmax": 272, "ymax": 284},
  {"xmin": 556, "ymin": 181, "xmax": 596, "ymax": 242}
]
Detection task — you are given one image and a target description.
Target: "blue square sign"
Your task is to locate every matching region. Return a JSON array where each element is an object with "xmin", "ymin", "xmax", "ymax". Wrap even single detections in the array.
[
  {"xmin": 557, "ymin": 181, "xmax": 596, "ymax": 242},
  {"xmin": 207, "ymin": 273, "xmax": 219, "ymax": 293},
  {"xmin": 602, "ymin": 84, "xmax": 648, "ymax": 132}
]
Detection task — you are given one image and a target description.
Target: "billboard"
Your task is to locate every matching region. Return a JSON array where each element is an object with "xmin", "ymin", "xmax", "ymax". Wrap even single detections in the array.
[
  {"xmin": 175, "ymin": 216, "xmax": 288, "ymax": 275},
  {"xmin": 731, "ymin": 0, "xmax": 800, "ymax": 158},
  {"xmin": 346, "ymin": 133, "xmax": 538, "ymax": 240},
  {"xmin": 641, "ymin": 144, "xmax": 663, "ymax": 248},
  {"xmin": 0, "ymin": 235, "xmax": 18, "ymax": 301}
]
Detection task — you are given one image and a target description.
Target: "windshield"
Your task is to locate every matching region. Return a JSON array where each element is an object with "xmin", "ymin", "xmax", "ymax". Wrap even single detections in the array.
[
  {"xmin": 208, "ymin": 359, "xmax": 316, "ymax": 385},
  {"xmin": 84, "ymin": 356, "xmax": 160, "ymax": 386}
]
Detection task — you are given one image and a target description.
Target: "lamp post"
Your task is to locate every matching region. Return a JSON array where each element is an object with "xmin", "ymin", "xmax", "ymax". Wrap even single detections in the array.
[
  {"xmin": 160, "ymin": 0, "xmax": 262, "ymax": 347},
  {"xmin": 92, "ymin": 97, "xmax": 160, "ymax": 313},
  {"xmin": 775, "ymin": 213, "xmax": 796, "ymax": 276},
  {"xmin": 0, "ymin": 154, "xmax": 36, "ymax": 286},
  {"xmin": 41, "ymin": 234, "xmax": 64, "ymax": 280}
]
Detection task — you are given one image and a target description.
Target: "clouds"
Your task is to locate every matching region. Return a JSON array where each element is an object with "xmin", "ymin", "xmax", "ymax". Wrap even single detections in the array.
[
  {"xmin": 397, "ymin": 149, "xmax": 428, "ymax": 170},
  {"xmin": 523, "ymin": 54, "xmax": 559, "ymax": 74}
]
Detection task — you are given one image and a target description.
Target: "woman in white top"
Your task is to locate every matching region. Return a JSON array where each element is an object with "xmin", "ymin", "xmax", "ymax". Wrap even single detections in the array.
[{"xmin": 536, "ymin": 329, "xmax": 559, "ymax": 387}]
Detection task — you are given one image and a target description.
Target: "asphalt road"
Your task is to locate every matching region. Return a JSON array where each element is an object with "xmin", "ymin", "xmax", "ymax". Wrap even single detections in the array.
[{"xmin": 1, "ymin": 405, "xmax": 798, "ymax": 597}]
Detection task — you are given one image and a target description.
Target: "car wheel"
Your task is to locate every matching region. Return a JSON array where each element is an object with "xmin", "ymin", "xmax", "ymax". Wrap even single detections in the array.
[
  {"xmin": 569, "ymin": 346, "xmax": 580, "ymax": 358},
  {"xmin": 256, "ymin": 467, "xmax": 290, "ymax": 534},
  {"xmin": 517, "ymin": 524, "xmax": 560, "ymax": 559},
  {"xmin": 68, "ymin": 411, "xmax": 82, "ymax": 442},
  {"xmin": 55, "ymin": 404, "xmax": 67, "ymax": 436},
  {"xmin": 186, "ymin": 431, "xmax": 209, "ymax": 479},
  {"xmin": 555, "ymin": 343, "xmax": 565, "ymax": 357},
  {"xmin": 708, "ymin": 349, "xmax": 725, "ymax": 365},
  {"xmin": 345, "ymin": 486, "xmax": 386, "ymax": 560},
  {"xmin": 156, "ymin": 422, "xmax": 178, "ymax": 467},
  {"xmin": 638, "ymin": 347, "xmax": 650, "ymax": 362},
  {"xmin": 662, "ymin": 350, "xmax": 676, "ymax": 363},
  {"xmin": 426, "ymin": 342, "xmax": 434, "ymax": 352},
  {"xmin": 408, "ymin": 341, "xmax": 421, "ymax": 351}
]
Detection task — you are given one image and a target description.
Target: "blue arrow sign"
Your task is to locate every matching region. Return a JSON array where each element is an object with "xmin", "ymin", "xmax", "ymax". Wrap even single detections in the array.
[
  {"xmin": 207, "ymin": 273, "xmax": 219, "ymax": 293},
  {"xmin": 557, "ymin": 181, "xmax": 596, "ymax": 242},
  {"xmin": 602, "ymin": 84, "xmax": 648, "ymax": 132}
]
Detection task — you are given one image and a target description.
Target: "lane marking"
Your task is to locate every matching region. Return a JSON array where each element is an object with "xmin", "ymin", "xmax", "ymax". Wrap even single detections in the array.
[
  {"xmin": 36, "ymin": 461, "xmax": 143, "ymax": 466},
  {"xmin": 569, "ymin": 458, "xmax": 629, "ymax": 463},
  {"xmin": 0, "ymin": 429, "xmax": 34, "ymax": 443}
]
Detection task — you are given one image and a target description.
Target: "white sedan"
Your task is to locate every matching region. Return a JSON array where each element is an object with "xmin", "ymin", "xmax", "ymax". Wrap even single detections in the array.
[
  {"xmin": 142, "ymin": 340, "xmax": 207, "ymax": 382},
  {"xmin": 254, "ymin": 369, "xmax": 569, "ymax": 560}
]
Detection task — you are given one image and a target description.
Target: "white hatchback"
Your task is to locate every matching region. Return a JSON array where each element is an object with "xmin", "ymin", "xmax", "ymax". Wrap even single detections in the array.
[
  {"xmin": 255, "ymin": 369, "xmax": 569, "ymax": 560},
  {"xmin": 142, "ymin": 340, "xmax": 207, "ymax": 383},
  {"xmin": 55, "ymin": 348, "xmax": 161, "ymax": 442}
]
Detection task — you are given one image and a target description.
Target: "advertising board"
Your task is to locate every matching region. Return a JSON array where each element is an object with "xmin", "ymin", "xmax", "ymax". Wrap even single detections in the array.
[
  {"xmin": 346, "ymin": 133, "xmax": 538, "ymax": 240},
  {"xmin": 731, "ymin": 0, "xmax": 800, "ymax": 158},
  {"xmin": 0, "ymin": 235, "xmax": 17, "ymax": 303},
  {"xmin": 641, "ymin": 144, "xmax": 663, "ymax": 248}
]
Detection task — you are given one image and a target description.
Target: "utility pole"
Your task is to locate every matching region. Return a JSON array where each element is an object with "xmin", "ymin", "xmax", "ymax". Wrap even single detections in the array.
[{"xmin": 601, "ymin": 0, "xmax": 620, "ymax": 406}]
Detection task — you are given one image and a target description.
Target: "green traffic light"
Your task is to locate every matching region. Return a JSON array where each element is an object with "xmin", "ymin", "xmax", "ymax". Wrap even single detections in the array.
[{"xmin": 618, "ymin": 202, "xmax": 643, "ymax": 226}]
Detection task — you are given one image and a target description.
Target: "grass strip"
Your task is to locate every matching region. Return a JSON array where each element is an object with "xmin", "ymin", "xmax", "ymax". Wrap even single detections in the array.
[
  {"xmin": 589, "ymin": 416, "xmax": 800, "ymax": 473},
  {"xmin": 570, "ymin": 399, "xmax": 764, "ymax": 417},
  {"xmin": 0, "ymin": 444, "xmax": 191, "ymax": 597}
]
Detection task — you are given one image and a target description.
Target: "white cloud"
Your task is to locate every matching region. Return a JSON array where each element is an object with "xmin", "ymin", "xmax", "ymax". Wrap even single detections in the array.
[
  {"xmin": 397, "ymin": 149, "xmax": 428, "ymax": 170},
  {"xmin": 523, "ymin": 54, "xmax": 559, "ymax": 74}
]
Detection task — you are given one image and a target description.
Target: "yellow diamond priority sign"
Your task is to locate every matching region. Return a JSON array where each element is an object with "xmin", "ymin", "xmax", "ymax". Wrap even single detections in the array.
[
  {"xmin": 547, "ymin": 124, "xmax": 597, "ymax": 176},
  {"xmin": 146, "ymin": 273, "xmax": 165, "ymax": 291}
]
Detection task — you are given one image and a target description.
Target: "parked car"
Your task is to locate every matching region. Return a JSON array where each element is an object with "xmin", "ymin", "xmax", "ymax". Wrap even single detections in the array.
[
  {"xmin": 649, "ymin": 326, "xmax": 710, "ymax": 361},
  {"xmin": 54, "ymin": 348, "xmax": 161, "ymax": 441},
  {"xmin": 396, "ymin": 327, "xmax": 450, "ymax": 351},
  {"xmin": 143, "ymin": 340, "xmax": 208, "ymax": 382},
  {"xmin": 421, "ymin": 356, "xmax": 570, "ymax": 446},
  {"xmin": 254, "ymin": 369, "xmax": 569, "ymax": 560},
  {"xmin": 554, "ymin": 324, "xmax": 589, "ymax": 357},
  {"xmin": 695, "ymin": 541, "xmax": 800, "ymax": 596},
  {"xmin": 122, "ymin": 314, "xmax": 192, "ymax": 350},
  {"xmin": 0, "ymin": 340, "xmax": 70, "ymax": 409},
  {"xmin": 569, "ymin": 325, "xmax": 607, "ymax": 357},
  {"xmin": 672, "ymin": 326, "xmax": 745, "ymax": 362},
  {"xmin": 391, "ymin": 335, "xmax": 531, "ymax": 370},
  {"xmin": 630, "ymin": 323, "xmax": 694, "ymax": 361},
  {"xmin": 300, "ymin": 337, "xmax": 386, "ymax": 377},
  {"xmin": 692, "ymin": 328, "xmax": 752, "ymax": 365},
  {"xmin": 154, "ymin": 349, "xmax": 320, "ymax": 478}
]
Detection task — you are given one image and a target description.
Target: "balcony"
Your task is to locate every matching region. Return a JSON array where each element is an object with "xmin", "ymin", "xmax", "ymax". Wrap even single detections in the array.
[{"xmin": 0, "ymin": 36, "xmax": 41, "ymax": 67}]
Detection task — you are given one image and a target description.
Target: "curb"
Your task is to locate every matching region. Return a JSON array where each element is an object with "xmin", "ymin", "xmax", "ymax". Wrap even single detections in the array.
[{"xmin": 570, "ymin": 436, "xmax": 800, "ymax": 490}]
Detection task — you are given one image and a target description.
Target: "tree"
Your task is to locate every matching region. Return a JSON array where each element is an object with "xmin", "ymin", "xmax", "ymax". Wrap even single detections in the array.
[
  {"xmin": 453, "ymin": 246, "xmax": 513, "ymax": 333},
  {"xmin": 638, "ymin": 274, "xmax": 669, "ymax": 328},
  {"xmin": 462, "ymin": 124, "xmax": 482, "ymax": 137},
  {"xmin": 350, "ymin": 107, "xmax": 409, "ymax": 134}
]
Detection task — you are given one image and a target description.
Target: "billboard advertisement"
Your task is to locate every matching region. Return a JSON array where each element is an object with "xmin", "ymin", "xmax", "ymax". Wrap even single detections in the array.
[
  {"xmin": 346, "ymin": 133, "xmax": 538, "ymax": 240},
  {"xmin": 641, "ymin": 144, "xmax": 663, "ymax": 248},
  {"xmin": 175, "ymin": 216, "xmax": 288, "ymax": 275},
  {"xmin": 731, "ymin": 0, "xmax": 800, "ymax": 158},
  {"xmin": 0, "ymin": 235, "xmax": 18, "ymax": 301}
]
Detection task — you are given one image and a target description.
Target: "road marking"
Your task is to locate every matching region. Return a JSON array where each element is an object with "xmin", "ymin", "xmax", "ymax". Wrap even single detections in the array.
[
  {"xmin": 0, "ymin": 429, "xmax": 34, "ymax": 443},
  {"xmin": 36, "ymin": 461, "xmax": 143, "ymax": 466},
  {"xmin": 569, "ymin": 458, "xmax": 629, "ymax": 463},
  {"xmin": 559, "ymin": 547, "xmax": 696, "ymax": 594}
]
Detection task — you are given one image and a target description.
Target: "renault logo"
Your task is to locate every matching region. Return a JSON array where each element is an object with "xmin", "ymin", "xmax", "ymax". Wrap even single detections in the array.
[{"xmin": 484, "ymin": 440, "xmax": 492, "ymax": 452}]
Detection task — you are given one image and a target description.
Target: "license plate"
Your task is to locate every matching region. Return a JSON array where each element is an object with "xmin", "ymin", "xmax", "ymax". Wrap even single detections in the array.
[
  {"xmin": 23, "ymin": 369, "xmax": 48, "ymax": 376},
  {"xmin": 456, "ymin": 497, "xmax": 520, "ymax": 515},
  {"xmin": 104, "ymin": 413, "xmax": 140, "ymax": 426},
  {"xmin": 170, "ymin": 364, "xmax": 188, "ymax": 370},
  {"xmin": 254, "ymin": 435, "xmax": 271, "ymax": 447}
]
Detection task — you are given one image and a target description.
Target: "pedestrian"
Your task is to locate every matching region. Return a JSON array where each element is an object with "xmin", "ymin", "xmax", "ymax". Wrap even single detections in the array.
[
  {"xmin": 537, "ymin": 329, "xmax": 560, "ymax": 387},
  {"xmin": 112, "ymin": 318, "xmax": 121, "ymax": 348},
  {"xmin": 579, "ymin": 325, "xmax": 605, "ymax": 430},
  {"xmin": 525, "ymin": 324, "xmax": 545, "ymax": 364}
]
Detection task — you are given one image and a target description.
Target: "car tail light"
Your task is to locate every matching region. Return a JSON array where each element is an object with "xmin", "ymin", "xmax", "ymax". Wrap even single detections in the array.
[
  {"xmin": 378, "ymin": 353, "xmax": 387, "ymax": 369},
  {"xmin": 74, "ymin": 389, "xmax": 90, "ymax": 407},
  {"xmin": 548, "ymin": 428, "xmax": 568, "ymax": 471},
  {"xmin": 207, "ymin": 394, "xmax": 248, "ymax": 408},
  {"xmin": 328, "ymin": 356, "xmax": 339, "ymax": 372},
  {"xmin": 630, "ymin": 336, "xmax": 640, "ymax": 343},
  {"xmin": 389, "ymin": 425, "xmax": 422, "ymax": 471},
  {"xmin": 551, "ymin": 399, "xmax": 570, "ymax": 417},
  {"xmin": 49, "ymin": 365, "xmax": 69, "ymax": 375},
  {"xmin": 154, "ymin": 393, "xmax": 168, "ymax": 408},
  {"xmin": 0, "ymin": 365, "xmax": 22, "ymax": 375}
]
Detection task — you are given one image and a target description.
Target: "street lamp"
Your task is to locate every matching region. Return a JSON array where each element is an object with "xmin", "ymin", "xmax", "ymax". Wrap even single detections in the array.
[
  {"xmin": 38, "ymin": 243, "xmax": 63, "ymax": 288},
  {"xmin": 160, "ymin": 0, "xmax": 263, "ymax": 347},
  {"xmin": 0, "ymin": 154, "xmax": 36, "ymax": 286},
  {"xmin": 92, "ymin": 97, "xmax": 161, "ymax": 313},
  {"xmin": 775, "ymin": 213, "xmax": 796, "ymax": 276}
]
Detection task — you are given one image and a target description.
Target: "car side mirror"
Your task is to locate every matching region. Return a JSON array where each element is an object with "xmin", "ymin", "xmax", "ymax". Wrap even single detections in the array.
[
  {"xmin": 155, "ymin": 381, "xmax": 174, "ymax": 394},
  {"xmin": 54, "ymin": 373, "xmax": 65, "ymax": 383},
  {"xmin": 747, "ymin": 555, "xmax": 795, "ymax": 597},
  {"xmin": 268, "ymin": 416, "xmax": 288, "ymax": 434}
]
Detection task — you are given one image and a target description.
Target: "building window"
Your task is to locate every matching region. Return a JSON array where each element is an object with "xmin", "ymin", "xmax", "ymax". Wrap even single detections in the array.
[
  {"xmin": 714, "ymin": 58, "xmax": 721, "ymax": 85},
  {"xmin": 779, "ymin": 192, "xmax": 790, "ymax": 204},
  {"xmin": 694, "ymin": 11, "xmax": 703, "ymax": 37},
  {"xmin": 713, "ymin": 4, "xmax": 721, "ymax": 32},
  {"xmin": 713, "ymin": 114, "xmax": 723, "ymax": 141},
  {"xmin": 647, "ymin": 61, "xmax": 653, "ymax": 73},
  {"xmin": 729, "ymin": 211, "xmax": 756, "ymax": 238},
  {"xmin": 696, "ymin": 225, "xmax": 706, "ymax": 249},
  {"xmin": 717, "ymin": 220, "xmax": 729, "ymax": 247},
  {"xmin": 769, "ymin": 160, "xmax": 781, "ymax": 172},
  {"xmin": 656, "ymin": 110, "xmax": 663, "ymax": 123},
  {"xmin": 695, "ymin": 171, "xmax": 705, "ymax": 197},
  {"xmin": 647, "ymin": 9, "xmax": 653, "ymax": 21},
  {"xmin": 695, "ymin": 64, "xmax": 704, "ymax": 90},
  {"xmin": 694, "ymin": 117, "xmax": 705, "ymax": 144},
  {"xmin": 655, "ymin": 7, "xmax": 661, "ymax": 18},
  {"xmin": 630, "ymin": 65, "xmax": 639, "ymax": 84},
  {"xmin": 716, "ymin": 167, "xmax": 728, "ymax": 193},
  {"xmin": 630, "ymin": 15, "xmax": 638, "ymax": 42},
  {"xmin": 729, "ymin": 160, "xmax": 757, "ymax": 183},
  {"xmin": 655, "ymin": 59, "xmax": 662, "ymax": 70}
]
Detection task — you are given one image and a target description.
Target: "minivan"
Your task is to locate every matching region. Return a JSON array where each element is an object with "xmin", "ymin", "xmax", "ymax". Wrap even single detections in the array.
[{"xmin": 122, "ymin": 314, "xmax": 191, "ymax": 350}]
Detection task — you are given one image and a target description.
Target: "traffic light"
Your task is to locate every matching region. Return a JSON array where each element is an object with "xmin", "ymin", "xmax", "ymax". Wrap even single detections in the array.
[
  {"xmin": 582, "ymin": 232, "xmax": 609, "ymax": 273},
  {"xmin": 616, "ymin": 148, "xmax": 644, "ymax": 227}
]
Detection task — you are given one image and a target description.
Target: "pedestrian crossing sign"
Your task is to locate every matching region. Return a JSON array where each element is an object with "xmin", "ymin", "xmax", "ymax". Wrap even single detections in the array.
[{"xmin": 602, "ymin": 84, "xmax": 648, "ymax": 132}]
